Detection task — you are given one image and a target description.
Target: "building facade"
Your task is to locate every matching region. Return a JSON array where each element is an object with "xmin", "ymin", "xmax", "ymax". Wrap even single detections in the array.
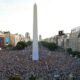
[
  {"xmin": 25, "ymin": 32, "xmax": 31, "ymax": 42},
  {"xmin": 0, "ymin": 31, "xmax": 5, "ymax": 47},
  {"xmin": 10, "ymin": 34, "xmax": 15, "ymax": 46},
  {"xmin": 69, "ymin": 27, "xmax": 80, "ymax": 51},
  {"xmin": 0, "ymin": 31, "xmax": 25, "ymax": 47},
  {"xmin": 4, "ymin": 31, "xmax": 11, "ymax": 46}
]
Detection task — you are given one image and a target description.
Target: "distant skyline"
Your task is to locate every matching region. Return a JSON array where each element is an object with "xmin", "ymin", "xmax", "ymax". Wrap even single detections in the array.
[{"xmin": 0, "ymin": 0, "xmax": 80, "ymax": 39}]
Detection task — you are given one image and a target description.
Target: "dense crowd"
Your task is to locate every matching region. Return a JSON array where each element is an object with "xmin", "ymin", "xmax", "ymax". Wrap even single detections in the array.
[{"xmin": 0, "ymin": 45, "xmax": 80, "ymax": 80}]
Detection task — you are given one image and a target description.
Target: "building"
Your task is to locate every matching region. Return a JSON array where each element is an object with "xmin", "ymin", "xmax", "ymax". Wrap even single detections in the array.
[
  {"xmin": 39, "ymin": 35, "xmax": 42, "ymax": 41},
  {"xmin": 19, "ymin": 34, "xmax": 25, "ymax": 41},
  {"xmin": 52, "ymin": 35, "xmax": 58, "ymax": 44},
  {"xmin": 25, "ymin": 32, "xmax": 31, "ymax": 42},
  {"xmin": 43, "ymin": 35, "xmax": 58, "ymax": 44},
  {"xmin": 0, "ymin": 31, "xmax": 5, "ymax": 47},
  {"xmin": 10, "ymin": 34, "xmax": 15, "ymax": 46},
  {"xmin": 4, "ymin": 31, "xmax": 11, "ymax": 46},
  {"xmin": 14, "ymin": 34, "xmax": 21, "ymax": 46},
  {"xmin": 0, "ymin": 31, "xmax": 25, "ymax": 47},
  {"xmin": 63, "ymin": 33, "xmax": 70, "ymax": 49},
  {"xmin": 43, "ymin": 31, "xmax": 70, "ymax": 49},
  {"xmin": 14, "ymin": 33, "xmax": 25, "ymax": 46},
  {"xmin": 69, "ymin": 26, "xmax": 80, "ymax": 51}
]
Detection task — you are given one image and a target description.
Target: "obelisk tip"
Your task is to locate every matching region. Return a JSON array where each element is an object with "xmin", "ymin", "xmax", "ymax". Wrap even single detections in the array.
[{"xmin": 34, "ymin": 3, "xmax": 37, "ymax": 6}]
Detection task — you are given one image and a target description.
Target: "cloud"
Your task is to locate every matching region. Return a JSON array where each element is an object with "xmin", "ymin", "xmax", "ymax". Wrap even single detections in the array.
[
  {"xmin": 0, "ymin": 0, "xmax": 80, "ymax": 39},
  {"xmin": 0, "ymin": 0, "xmax": 33, "ymax": 4}
]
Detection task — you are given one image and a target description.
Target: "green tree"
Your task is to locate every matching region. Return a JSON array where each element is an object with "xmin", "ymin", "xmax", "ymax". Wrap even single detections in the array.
[
  {"xmin": 15, "ymin": 41, "xmax": 26, "ymax": 50},
  {"xmin": 26, "ymin": 41, "xmax": 32, "ymax": 47},
  {"xmin": 67, "ymin": 48, "xmax": 72, "ymax": 54},
  {"xmin": 29, "ymin": 75, "xmax": 37, "ymax": 80},
  {"xmin": 15, "ymin": 41, "xmax": 32, "ymax": 50},
  {"xmin": 8, "ymin": 75, "xmax": 22, "ymax": 80},
  {"xmin": 41, "ymin": 41, "xmax": 58, "ymax": 51}
]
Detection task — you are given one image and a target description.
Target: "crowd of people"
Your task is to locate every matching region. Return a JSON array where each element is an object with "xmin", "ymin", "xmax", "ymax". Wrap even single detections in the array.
[{"xmin": 0, "ymin": 45, "xmax": 80, "ymax": 80}]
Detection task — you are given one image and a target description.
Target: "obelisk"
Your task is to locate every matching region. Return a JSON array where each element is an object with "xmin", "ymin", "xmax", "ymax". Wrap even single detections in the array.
[{"xmin": 32, "ymin": 3, "xmax": 39, "ymax": 60}]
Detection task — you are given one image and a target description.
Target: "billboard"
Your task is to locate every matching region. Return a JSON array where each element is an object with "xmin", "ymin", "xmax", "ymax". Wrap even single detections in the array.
[{"xmin": 5, "ymin": 37, "xmax": 9, "ymax": 44}]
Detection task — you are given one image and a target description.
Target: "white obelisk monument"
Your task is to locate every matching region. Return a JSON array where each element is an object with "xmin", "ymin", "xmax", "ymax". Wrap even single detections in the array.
[{"xmin": 32, "ymin": 3, "xmax": 39, "ymax": 60}]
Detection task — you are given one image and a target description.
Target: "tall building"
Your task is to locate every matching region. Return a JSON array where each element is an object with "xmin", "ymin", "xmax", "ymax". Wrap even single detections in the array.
[
  {"xmin": 69, "ymin": 26, "xmax": 80, "ymax": 51},
  {"xmin": 25, "ymin": 32, "xmax": 29, "ymax": 38},
  {"xmin": 25, "ymin": 32, "xmax": 31, "ymax": 42},
  {"xmin": 32, "ymin": 3, "xmax": 39, "ymax": 60},
  {"xmin": 39, "ymin": 35, "xmax": 42, "ymax": 41}
]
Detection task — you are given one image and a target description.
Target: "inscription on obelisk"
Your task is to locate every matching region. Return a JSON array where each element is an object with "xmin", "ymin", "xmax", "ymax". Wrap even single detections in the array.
[{"xmin": 32, "ymin": 3, "xmax": 39, "ymax": 60}]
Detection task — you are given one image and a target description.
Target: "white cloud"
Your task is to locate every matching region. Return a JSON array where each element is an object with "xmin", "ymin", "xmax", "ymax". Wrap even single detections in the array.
[{"xmin": 0, "ymin": 0, "xmax": 80, "ymax": 39}]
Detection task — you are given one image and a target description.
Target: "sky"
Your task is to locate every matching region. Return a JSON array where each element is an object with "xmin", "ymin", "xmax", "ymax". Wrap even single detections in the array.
[{"xmin": 0, "ymin": 0, "xmax": 80, "ymax": 39}]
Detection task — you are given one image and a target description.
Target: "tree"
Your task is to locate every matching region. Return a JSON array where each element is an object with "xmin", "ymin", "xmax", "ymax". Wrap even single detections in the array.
[
  {"xmin": 67, "ymin": 48, "xmax": 72, "ymax": 54},
  {"xmin": 8, "ymin": 75, "xmax": 22, "ymax": 80},
  {"xmin": 29, "ymin": 75, "xmax": 37, "ymax": 80},
  {"xmin": 26, "ymin": 41, "xmax": 32, "ymax": 47},
  {"xmin": 15, "ymin": 41, "xmax": 26, "ymax": 50},
  {"xmin": 15, "ymin": 41, "xmax": 32, "ymax": 50},
  {"xmin": 41, "ymin": 41, "xmax": 58, "ymax": 51}
]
